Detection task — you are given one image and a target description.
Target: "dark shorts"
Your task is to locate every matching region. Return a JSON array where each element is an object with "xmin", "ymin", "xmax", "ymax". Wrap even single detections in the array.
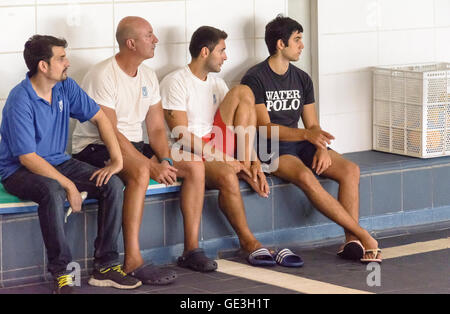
[
  {"xmin": 263, "ymin": 140, "xmax": 331, "ymax": 170},
  {"xmin": 73, "ymin": 142, "xmax": 155, "ymax": 169}
]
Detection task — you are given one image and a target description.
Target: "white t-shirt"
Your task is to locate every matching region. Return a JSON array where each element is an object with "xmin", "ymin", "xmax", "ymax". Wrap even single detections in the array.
[
  {"xmin": 160, "ymin": 65, "xmax": 229, "ymax": 140},
  {"xmin": 72, "ymin": 56, "xmax": 161, "ymax": 154}
]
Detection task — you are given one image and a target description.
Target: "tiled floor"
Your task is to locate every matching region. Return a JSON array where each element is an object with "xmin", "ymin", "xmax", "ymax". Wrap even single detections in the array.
[{"xmin": 1, "ymin": 223, "xmax": 449, "ymax": 295}]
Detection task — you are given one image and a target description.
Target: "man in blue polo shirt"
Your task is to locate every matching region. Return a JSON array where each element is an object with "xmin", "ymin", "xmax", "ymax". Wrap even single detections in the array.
[{"xmin": 0, "ymin": 35, "xmax": 141, "ymax": 293}]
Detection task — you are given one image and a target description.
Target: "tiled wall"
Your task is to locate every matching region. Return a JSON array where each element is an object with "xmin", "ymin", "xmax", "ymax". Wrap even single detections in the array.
[
  {"xmin": 0, "ymin": 0, "xmax": 291, "ymax": 106},
  {"xmin": 315, "ymin": 0, "xmax": 450, "ymax": 153}
]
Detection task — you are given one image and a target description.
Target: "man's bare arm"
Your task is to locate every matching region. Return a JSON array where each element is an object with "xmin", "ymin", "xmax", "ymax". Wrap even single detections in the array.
[
  {"xmin": 145, "ymin": 102, "xmax": 171, "ymax": 161},
  {"xmin": 255, "ymin": 102, "xmax": 334, "ymax": 149},
  {"xmin": 19, "ymin": 153, "xmax": 82, "ymax": 211}
]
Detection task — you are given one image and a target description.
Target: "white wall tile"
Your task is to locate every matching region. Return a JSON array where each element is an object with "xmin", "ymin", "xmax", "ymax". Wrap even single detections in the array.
[
  {"xmin": 320, "ymin": 111, "xmax": 372, "ymax": 153},
  {"xmin": 435, "ymin": 0, "xmax": 450, "ymax": 27},
  {"xmin": 319, "ymin": 71, "xmax": 372, "ymax": 116},
  {"xmin": 143, "ymin": 43, "xmax": 188, "ymax": 81},
  {"xmin": 0, "ymin": 53, "xmax": 28, "ymax": 99},
  {"xmin": 36, "ymin": 3, "xmax": 114, "ymax": 48},
  {"xmin": 255, "ymin": 0, "xmax": 287, "ymax": 38},
  {"xmin": 219, "ymin": 39, "xmax": 255, "ymax": 83},
  {"xmin": 186, "ymin": 0, "xmax": 254, "ymax": 40},
  {"xmin": 318, "ymin": 0, "xmax": 379, "ymax": 34},
  {"xmin": 255, "ymin": 38, "xmax": 269, "ymax": 62},
  {"xmin": 39, "ymin": 0, "xmax": 110, "ymax": 3},
  {"xmin": 319, "ymin": 32, "xmax": 378, "ymax": 74},
  {"xmin": 66, "ymin": 48, "xmax": 114, "ymax": 85},
  {"xmin": 378, "ymin": 0, "xmax": 434, "ymax": 30},
  {"xmin": 436, "ymin": 27, "xmax": 450, "ymax": 62},
  {"xmin": 0, "ymin": 1, "xmax": 34, "ymax": 6},
  {"xmin": 378, "ymin": 29, "xmax": 435, "ymax": 65},
  {"xmin": 0, "ymin": 6, "xmax": 35, "ymax": 53},
  {"xmin": 114, "ymin": 1, "xmax": 186, "ymax": 44}
]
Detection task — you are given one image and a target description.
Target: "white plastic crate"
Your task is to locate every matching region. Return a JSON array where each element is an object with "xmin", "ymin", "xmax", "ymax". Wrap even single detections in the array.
[{"xmin": 373, "ymin": 62, "xmax": 450, "ymax": 158}]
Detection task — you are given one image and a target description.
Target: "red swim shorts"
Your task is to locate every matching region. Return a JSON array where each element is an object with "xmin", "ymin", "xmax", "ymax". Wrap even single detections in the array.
[{"xmin": 202, "ymin": 109, "xmax": 236, "ymax": 158}]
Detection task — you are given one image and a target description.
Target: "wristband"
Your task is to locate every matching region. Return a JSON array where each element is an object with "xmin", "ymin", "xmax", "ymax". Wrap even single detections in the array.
[{"xmin": 160, "ymin": 157, "xmax": 173, "ymax": 166}]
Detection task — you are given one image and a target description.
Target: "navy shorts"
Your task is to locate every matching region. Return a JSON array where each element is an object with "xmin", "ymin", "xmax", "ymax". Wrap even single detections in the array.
[
  {"xmin": 263, "ymin": 140, "xmax": 330, "ymax": 170},
  {"xmin": 73, "ymin": 142, "xmax": 155, "ymax": 169}
]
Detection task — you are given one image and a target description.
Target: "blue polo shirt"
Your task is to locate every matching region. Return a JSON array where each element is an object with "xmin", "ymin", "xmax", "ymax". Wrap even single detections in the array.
[{"xmin": 0, "ymin": 74, "xmax": 100, "ymax": 180}]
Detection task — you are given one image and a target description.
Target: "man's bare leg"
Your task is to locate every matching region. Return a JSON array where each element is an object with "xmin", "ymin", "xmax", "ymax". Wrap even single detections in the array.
[
  {"xmin": 171, "ymin": 150, "xmax": 205, "ymax": 254},
  {"xmin": 273, "ymin": 154, "xmax": 381, "ymax": 260},
  {"xmin": 118, "ymin": 155, "xmax": 150, "ymax": 273},
  {"xmin": 321, "ymin": 150, "xmax": 360, "ymax": 243},
  {"xmin": 218, "ymin": 85, "xmax": 257, "ymax": 168},
  {"xmin": 205, "ymin": 161, "xmax": 261, "ymax": 254}
]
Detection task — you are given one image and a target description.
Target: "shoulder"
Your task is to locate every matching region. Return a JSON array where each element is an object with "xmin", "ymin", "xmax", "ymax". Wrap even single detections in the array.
[
  {"xmin": 244, "ymin": 59, "xmax": 268, "ymax": 78},
  {"xmin": 83, "ymin": 57, "xmax": 115, "ymax": 85},
  {"xmin": 4, "ymin": 85, "xmax": 33, "ymax": 117},
  {"xmin": 160, "ymin": 67, "xmax": 189, "ymax": 88},
  {"xmin": 290, "ymin": 64, "xmax": 312, "ymax": 82},
  {"xmin": 139, "ymin": 63, "xmax": 158, "ymax": 80}
]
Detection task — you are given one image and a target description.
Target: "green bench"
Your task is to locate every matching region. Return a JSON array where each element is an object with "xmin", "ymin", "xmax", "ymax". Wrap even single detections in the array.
[{"xmin": 0, "ymin": 179, "xmax": 181, "ymax": 214}]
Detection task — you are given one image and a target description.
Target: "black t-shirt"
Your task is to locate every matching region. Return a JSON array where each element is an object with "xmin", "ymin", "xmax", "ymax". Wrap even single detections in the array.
[{"xmin": 241, "ymin": 58, "xmax": 315, "ymax": 128}]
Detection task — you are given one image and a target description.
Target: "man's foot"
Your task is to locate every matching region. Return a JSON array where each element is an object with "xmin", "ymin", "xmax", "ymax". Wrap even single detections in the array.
[
  {"xmin": 54, "ymin": 274, "xmax": 76, "ymax": 294},
  {"xmin": 177, "ymin": 248, "xmax": 218, "ymax": 272},
  {"xmin": 88, "ymin": 264, "xmax": 142, "ymax": 289},
  {"xmin": 360, "ymin": 234, "xmax": 383, "ymax": 263},
  {"xmin": 128, "ymin": 263, "xmax": 177, "ymax": 285}
]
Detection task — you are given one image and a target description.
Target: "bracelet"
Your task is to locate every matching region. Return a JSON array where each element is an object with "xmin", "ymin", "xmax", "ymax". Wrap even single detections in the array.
[{"xmin": 160, "ymin": 157, "xmax": 173, "ymax": 166}]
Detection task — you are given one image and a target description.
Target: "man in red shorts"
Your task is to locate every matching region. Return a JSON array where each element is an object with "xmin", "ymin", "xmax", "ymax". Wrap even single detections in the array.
[{"xmin": 161, "ymin": 26, "xmax": 274, "ymax": 266}]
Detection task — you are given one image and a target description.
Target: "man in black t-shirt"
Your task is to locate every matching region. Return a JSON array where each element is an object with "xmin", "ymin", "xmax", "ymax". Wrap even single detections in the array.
[{"xmin": 242, "ymin": 16, "xmax": 382, "ymax": 263}]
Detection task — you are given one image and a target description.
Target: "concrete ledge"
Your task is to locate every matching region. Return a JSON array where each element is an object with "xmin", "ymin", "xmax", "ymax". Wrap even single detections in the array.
[{"xmin": 1, "ymin": 150, "xmax": 450, "ymax": 288}]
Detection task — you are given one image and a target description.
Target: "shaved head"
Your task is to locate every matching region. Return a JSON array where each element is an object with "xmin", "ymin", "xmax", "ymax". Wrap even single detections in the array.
[{"xmin": 116, "ymin": 16, "xmax": 150, "ymax": 48}]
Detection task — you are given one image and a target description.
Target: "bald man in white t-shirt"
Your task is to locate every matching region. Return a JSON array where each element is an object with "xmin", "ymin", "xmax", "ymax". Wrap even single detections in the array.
[
  {"xmin": 72, "ymin": 17, "xmax": 216, "ymax": 284},
  {"xmin": 161, "ymin": 26, "xmax": 274, "ymax": 267}
]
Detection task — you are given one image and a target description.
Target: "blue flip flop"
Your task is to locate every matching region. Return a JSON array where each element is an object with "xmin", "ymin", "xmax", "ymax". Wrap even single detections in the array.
[
  {"xmin": 247, "ymin": 248, "xmax": 276, "ymax": 266},
  {"xmin": 274, "ymin": 248, "xmax": 304, "ymax": 267}
]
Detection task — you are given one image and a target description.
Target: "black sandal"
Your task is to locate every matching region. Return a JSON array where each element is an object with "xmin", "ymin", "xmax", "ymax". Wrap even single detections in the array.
[{"xmin": 177, "ymin": 248, "xmax": 218, "ymax": 272}]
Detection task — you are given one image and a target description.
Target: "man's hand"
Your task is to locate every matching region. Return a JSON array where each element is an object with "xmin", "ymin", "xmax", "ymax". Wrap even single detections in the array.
[
  {"xmin": 312, "ymin": 148, "xmax": 332, "ymax": 176},
  {"xmin": 89, "ymin": 159, "xmax": 123, "ymax": 187},
  {"xmin": 305, "ymin": 128, "xmax": 335, "ymax": 150},
  {"xmin": 149, "ymin": 159, "xmax": 178, "ymax": 186},
  {"xmin": 226, "ymin": 159, "xmax": 252, "ymax": 178},
  {"xmin": 250, "ymin": 160, "xmax": 270, "ymax": 197},
  {"xmin": 65, "ymin": 183, "xmax": 82, "ymax": 213}
]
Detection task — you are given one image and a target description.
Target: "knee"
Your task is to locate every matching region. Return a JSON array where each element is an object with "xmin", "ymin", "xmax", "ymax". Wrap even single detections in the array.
[
  {"xmin": 341, "ymin": 161, "xmax": 360, "ymax": 184},
  {"xmin": 103, "ymin": 175, "xmax": 125, "ymax": 195},
  {"xmin": 183, "ymin": 161, "xmax": 205, "ymax": 182},
  {"xmin": 216, "ymin": 169, "xmax": 240, "ymax": 194},
  {"xmin": 125, "ymin": 164, "xmax": 150, "ymax": 188},
  {"xmin": 231, "ymin": 85, "xmax": 255, "ymax": 106},
  {"xmin": 295, "ymin": 168, "xmax": 317, "ymax": 190},
  {"xmin": 40, "ymin": 179, "xmax": 66, "ymax": 205}
]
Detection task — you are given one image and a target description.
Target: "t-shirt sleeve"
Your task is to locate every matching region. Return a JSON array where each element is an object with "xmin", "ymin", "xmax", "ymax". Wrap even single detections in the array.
[
  {"xmin": 81, "ymin": 67, "xmax": 116, "ymax": 110},
  {"xmin": 148, "ymin": 70, "xmax": 162, "ymax": 107},
  {"xmin": 241, "ymin": 73, "xmax": 265, "ymax": 105},
  {"xmin": 4, "ymin": 97, "xmax": 36, "ymax": 157},
  {"xmin": 160, "ymin": 75, "xmax": 187, "ymax": 111},
  {"xmin": 65, "ymin": 78, "xmax": 100, "ymax": 122},
  {"xmin": 303, "ymin": 74, "xmax": 315, "ymax": 105}
]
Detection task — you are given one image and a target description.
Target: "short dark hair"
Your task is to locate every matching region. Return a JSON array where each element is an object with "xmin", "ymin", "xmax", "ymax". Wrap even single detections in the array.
[
  {"xmin": 189, "ymin": 26, "xmax": 228, "ymax": 58},
  {"xmin": 23, "ymin": 35, "xmax": 67, "ymax": 77},
  {"xmin": 265, "ymin": 15, "xmax": 303, "ymax": 56}
]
